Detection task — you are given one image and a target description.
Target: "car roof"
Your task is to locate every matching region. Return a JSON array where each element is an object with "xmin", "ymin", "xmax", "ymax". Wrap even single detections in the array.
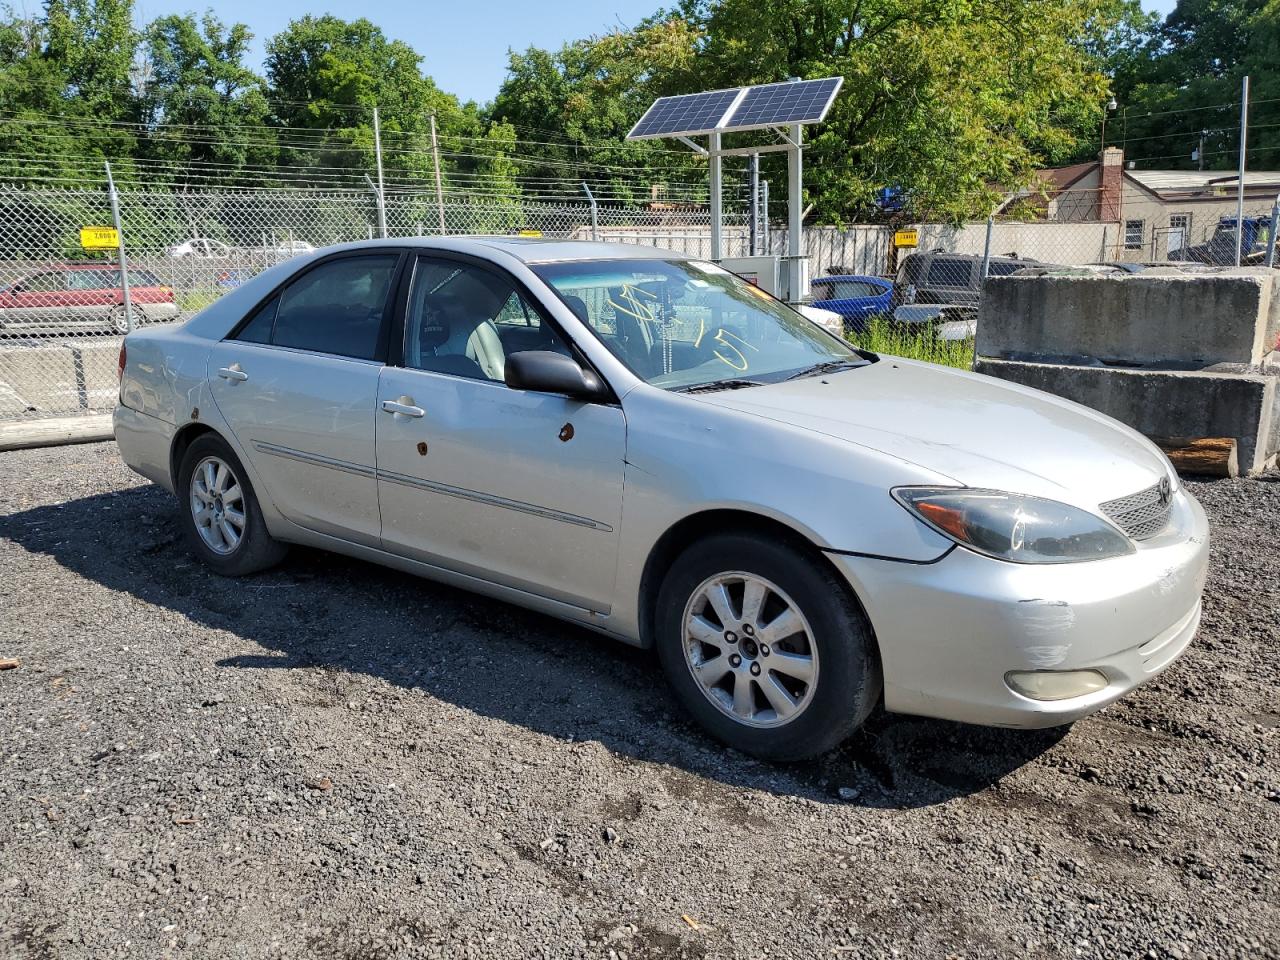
[
  {"xmin": 812, "ymin": 274, "xmax": 889, "ymax": 284},
  {"xmin": 904, "ymin": 251, "xmax": 1041, "ymax": 264},
  {"xmin": 306, "ymin": 236, "xmax": 693, "ymax": 265}
]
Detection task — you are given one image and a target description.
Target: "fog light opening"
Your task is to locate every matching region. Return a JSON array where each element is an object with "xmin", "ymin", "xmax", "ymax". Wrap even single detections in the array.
[{"xmin": 1005, "ymin": 669, "xmax": 1109, "ymax": 702}]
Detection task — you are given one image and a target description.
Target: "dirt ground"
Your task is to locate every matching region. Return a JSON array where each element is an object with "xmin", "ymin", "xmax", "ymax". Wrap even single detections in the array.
[{"xmin": 1, "ymin": 441, "xmax": 1277, "ymax": 959}]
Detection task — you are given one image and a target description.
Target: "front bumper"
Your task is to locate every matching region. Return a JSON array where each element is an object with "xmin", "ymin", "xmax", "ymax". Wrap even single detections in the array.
[{"xmin": 828, "ymin": 488, "xmax": 1210, "ymax": 728}]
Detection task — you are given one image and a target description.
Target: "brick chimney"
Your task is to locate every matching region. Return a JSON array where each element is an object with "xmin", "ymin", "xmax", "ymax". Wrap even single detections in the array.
[{"xmin": 1099, "ymin": 146, "xmax": 1124, "ymax": 222}]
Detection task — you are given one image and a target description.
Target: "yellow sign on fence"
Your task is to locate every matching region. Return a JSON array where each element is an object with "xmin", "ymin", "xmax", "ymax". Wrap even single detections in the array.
[
  {"xmin": 893, "ymin": 228, "xmax": 919, "ymax": 249},
  {"xmin": 80, "ymin": 226, "xmax": 120, "ymax": 250}
]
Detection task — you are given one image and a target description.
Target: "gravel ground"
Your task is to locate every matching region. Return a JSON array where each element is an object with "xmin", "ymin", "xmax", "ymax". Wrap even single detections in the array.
[{"xmin": 1, "ymin": 440, "xmax": 1277, "ymax": 960}]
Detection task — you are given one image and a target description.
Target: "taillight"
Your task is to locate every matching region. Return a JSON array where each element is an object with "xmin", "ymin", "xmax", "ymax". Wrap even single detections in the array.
[{"xmin": 118, "ymin": 342, "xmax": 126, "ymax": 382}]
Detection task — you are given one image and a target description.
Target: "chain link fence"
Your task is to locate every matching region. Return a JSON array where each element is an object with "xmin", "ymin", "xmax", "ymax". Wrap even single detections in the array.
[{"xmin": 1, "ymin": 180, "xmax": 1277, "ymax": 424}]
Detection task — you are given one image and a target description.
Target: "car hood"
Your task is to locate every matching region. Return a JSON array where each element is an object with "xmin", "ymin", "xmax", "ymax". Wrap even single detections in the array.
[{"xmin": 696, "ymin": 357, "xmax": 1169, "ymax": 508}]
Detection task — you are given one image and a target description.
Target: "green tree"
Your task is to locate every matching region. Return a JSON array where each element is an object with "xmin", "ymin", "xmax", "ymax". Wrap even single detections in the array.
[
  {"xmin": 264, "ymin": 15, "xmax": 482, "ymax": 188},
  {"xmin": 139, "ymin": 13, "xmax": 275, "ymax": 184},
  {"xmin": 1111, "ymin": 0, "xmax": 1280, "ymax": 171},
  {"xmin": 0, "ymin": 0, "xmax": 138, "ymax": 183}
]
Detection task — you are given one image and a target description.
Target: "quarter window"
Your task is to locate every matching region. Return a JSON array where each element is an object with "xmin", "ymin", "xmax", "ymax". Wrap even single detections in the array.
[
  {"xmin": 1124, "ymin": 219, "xmax": 1145, "ymax": 249},
  {"xmin": 267, "ymin": 255, "xmax": 398, "ymax": 360}
]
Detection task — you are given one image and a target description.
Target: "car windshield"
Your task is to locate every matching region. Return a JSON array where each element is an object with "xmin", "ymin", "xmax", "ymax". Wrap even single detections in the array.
[{"xmin": 532, "ymin": 259, "xmax": 865, "ymax": 391}]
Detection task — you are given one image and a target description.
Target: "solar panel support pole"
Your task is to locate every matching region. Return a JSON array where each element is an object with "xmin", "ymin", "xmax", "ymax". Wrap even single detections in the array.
[
  {"xmin": 748, "ymin": 153, "xmax": 759, "ymax": 256},
  {"xmin": 786, "ymin": 123, "xmax": 804, "ymax": 302},
  {"xmin": 710, "ymin": 130, "xmax": 723, "ymax": 260}
]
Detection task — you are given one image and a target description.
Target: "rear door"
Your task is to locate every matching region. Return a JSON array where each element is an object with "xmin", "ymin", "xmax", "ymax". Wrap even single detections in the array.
[
  {"xmin": 375, "ymin": 253, "xmax": 626, "ymax": 612},
  {"xmin": 207, "ymin": 251, "xmax": 404, "ymax": 547}
]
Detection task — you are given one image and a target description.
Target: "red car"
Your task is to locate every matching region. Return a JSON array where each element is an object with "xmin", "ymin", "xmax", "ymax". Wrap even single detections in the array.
[{"xmin": 0, "ymin": 263, "xmax": 178, "ymax": 335}]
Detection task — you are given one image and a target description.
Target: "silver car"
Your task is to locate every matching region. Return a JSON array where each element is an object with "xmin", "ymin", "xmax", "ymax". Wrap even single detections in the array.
[{"xmin": 114, "ymin": 239, "xmax": 1209, "ymax": 760}]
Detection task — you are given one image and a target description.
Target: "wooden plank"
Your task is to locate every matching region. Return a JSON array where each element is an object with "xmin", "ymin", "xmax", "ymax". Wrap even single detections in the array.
[
  {"xmin": 0, "ymin": 414, "xmax": 113, "ymax": 452},
  {"xmin": 1151, "ymin": 436, "xmax": 1238, "ymax": 479}
]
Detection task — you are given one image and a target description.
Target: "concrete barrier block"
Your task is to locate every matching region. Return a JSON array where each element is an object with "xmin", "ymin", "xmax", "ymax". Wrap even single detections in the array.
[
  {"xmin": 974, "ymin": 357, "xmax": 1277, "ymax": 475},
  {"xmin": 0, "ymin": 343, "xmax": 82, "ymax": 416},
  {"xmin": 978, "ymin": 270, "xmax": 1280, "ymax": 368},
  {"xmin": 65, "ymin": 338, "xmax": 123, "ymax": 413}
]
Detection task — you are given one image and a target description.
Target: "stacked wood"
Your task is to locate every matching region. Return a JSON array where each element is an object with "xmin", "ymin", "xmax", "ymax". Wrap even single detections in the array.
[{"xmin": 1151, "ymin": 437, "xmax": 1239, "ymax": 479}]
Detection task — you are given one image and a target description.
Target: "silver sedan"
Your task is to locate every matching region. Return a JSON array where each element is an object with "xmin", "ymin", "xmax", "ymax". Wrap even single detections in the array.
[{"xmin": 114, "ymin": 239, "xmax": 1209, "ymax": 760}]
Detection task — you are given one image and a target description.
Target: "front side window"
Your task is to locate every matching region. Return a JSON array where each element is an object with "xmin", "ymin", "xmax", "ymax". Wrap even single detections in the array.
[
  {"xmin": 533, "ymin": 259, "xmax": 864, "ymax": 391},
  {"xmin": 404, "ymin": 258, "xmax": 573, "ymax": 383},
  {"xmin": 267, "ymin": 255, "xmax": 398, "ymax": 360},
  {"xmin": 986, "ymin": 261, "xmax": 1028, "ymax": 277}
]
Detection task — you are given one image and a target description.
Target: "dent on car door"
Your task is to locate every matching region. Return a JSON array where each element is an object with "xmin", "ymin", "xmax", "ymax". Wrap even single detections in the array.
[
  {"xmin": 206, "ymin": 252, "xmax": 402, "ymax": 547},
  {"xmin": 375, "ymin": 255, "xmax": 626, "ymax": 613}
]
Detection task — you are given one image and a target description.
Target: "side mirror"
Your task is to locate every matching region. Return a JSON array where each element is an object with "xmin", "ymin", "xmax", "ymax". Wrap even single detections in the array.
[{"xmin": 504, "ymin": 350, "xmax": 609, "ymax": 401}]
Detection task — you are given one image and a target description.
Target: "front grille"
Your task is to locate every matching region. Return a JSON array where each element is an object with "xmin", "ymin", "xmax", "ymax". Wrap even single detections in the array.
[{"xmin": 1100, "ymin": 480, "xmax": 1173, "ymax": 541}]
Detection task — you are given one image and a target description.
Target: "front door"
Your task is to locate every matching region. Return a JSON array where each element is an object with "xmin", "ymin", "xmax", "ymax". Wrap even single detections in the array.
[
  {"xmin": 375, "ymin": 255, "xmax": 626, "ymax": 613},
  {"xmin": 207, "ymin": 252, "xmax": 402, "ymax": 547}
]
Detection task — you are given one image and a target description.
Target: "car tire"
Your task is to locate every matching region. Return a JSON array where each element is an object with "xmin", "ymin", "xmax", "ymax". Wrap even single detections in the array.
[
  {"xmin": 109, "ymin": 304, "xmax": 138, "ymax": 334},
  {"xmin": 655, "ymin": 532, "xmax": 881, "ymax": 761},
  {"xmin": 176, "ymin": 433, "xmax": 287, "ymax": 576}
]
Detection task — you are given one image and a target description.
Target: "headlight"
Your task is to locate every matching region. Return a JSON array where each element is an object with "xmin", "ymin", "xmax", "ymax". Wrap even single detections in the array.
[{"xmin": 893, "ymin": 487, "xmax": 1134, "ymax": 564}]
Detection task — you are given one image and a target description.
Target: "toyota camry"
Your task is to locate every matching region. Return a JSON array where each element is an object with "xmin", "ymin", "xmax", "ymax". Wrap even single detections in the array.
[{"xmin": 114, "ymin": 239, "xmax": 1209, "ymax": 760}]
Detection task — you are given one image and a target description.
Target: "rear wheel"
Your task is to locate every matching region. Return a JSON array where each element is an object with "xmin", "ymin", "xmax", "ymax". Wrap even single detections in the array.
[
  {"xmin": 177, "ymin": 434, "xmax": 287, "ymax": 576},
  {"xmin": 655, "ymin": 533, "xmax": 881, "ymax": 761}
]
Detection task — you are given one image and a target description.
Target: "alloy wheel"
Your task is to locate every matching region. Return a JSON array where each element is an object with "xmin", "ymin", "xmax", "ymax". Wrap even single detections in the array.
[
  {"xmin": 681, "ymin": 572, "xmax": 819, "ymax": 728},
  {"xmin": 189, "ymin": 455, "xmax": 246, "ymax": 555}
]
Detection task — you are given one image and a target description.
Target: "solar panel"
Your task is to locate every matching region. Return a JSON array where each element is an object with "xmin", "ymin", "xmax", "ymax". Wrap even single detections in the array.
[
  {"xmin": 627, "ymin": 89, "xmax": 743, "ymax": 140},
  {"xmin": 727, "ymin": 78, "xmax": 843, "ymax": 131},
  {"xmin": 627, "ymin": 77, "xmax": 844, "ymax": 140}
]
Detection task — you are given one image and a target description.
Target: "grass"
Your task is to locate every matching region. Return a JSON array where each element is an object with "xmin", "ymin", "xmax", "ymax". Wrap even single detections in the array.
[
  {"xmin": 178, "ymin": 289, "xmax": 224, "ymax": 314},
  {"xmin": 845, "ymin": 314, "xmax": 975, "ymax": 369}
]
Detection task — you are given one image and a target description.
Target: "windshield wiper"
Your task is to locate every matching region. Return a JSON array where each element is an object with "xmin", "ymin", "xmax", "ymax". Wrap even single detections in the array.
[
  {"xmin": 675, "ymin": 378, "xmax": 767, "ymax": 394},
  {"xmin": 783, "ymin": 359, "xmax": 864, "ymax": 381}
]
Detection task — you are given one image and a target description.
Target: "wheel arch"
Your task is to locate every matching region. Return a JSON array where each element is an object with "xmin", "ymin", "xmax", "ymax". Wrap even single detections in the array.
[
  {"xmin": 636, "ymin": 508, "xmax": 876, "ymax": 651},
  {"xmin": 169, "ymin": 421, "xmax": 220, "ymax": 489}
]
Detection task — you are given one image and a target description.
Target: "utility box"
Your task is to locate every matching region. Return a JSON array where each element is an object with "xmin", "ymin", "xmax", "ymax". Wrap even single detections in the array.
[
  {"xmin": 973, "ymin": 267, "xmax": 1280, "ymax": 475},
  {"xmin": 720, "ymin": 256, "xmax": 781, "ymax": 299}
]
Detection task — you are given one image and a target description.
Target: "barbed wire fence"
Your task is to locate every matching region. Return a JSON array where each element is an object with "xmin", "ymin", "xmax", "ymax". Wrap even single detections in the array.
[{"xmin": 0, "ymin": 176, "xmax": 1276, "ymax": 425}]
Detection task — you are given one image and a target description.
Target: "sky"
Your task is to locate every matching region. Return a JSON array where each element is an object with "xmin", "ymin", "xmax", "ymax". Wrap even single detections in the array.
[{"xmin": 123, "ymin": 0, "xmax": 1182, "ymax": 106}]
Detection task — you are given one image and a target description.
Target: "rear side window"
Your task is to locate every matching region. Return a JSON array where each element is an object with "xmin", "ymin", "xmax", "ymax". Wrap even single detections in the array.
[
  {"xmin": 925, "ymin": 259, "xmax": 971, "ymax": 287},
  {"xmin": 250, "ymin": 255, "xmax": 398, "ymax": 360},
  {"xmin": 830, "ymin": 280, "xmax": 880, "ymax": 298}
]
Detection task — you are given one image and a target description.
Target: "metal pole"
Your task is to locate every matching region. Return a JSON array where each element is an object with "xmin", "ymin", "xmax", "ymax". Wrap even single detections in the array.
[
  {"xmin": 371, "ymin": 106, "xmax": 384, "ymax": 238},
  {"xmin": 104, "ymin": 162, "xmax": 134, "ymax": 333},
  {"xmin": 1235, "ymin": 75, "xmax": 1249, "ymax": 268},
  {"xmin": 748, "ymin": 153, "xmax": 759, "ymax": 256},
  {"xmin": 761, "ymin": 180, "xmax": 769, "ymax": 254},
  {"xmin": 709, "ymin": 130, "xmax": 722, "ymax": 260},
  {"xmin": 787, "ymin": 124, "xmax": 803, "ymax": 301},
  {"xmin": 581, "ymin": 182, "xmax": 598, "ymax": 241},
  {"xmin": 981, "ymin": 215, "xmax": 994, "ymax": 280},
  {"xmin": 429, "ymin": 115, "xmax": 446, "ymax": 235},
  {"xmin": 1265, "ymin": 193, "xmax": 1279, "ymax": 269}
]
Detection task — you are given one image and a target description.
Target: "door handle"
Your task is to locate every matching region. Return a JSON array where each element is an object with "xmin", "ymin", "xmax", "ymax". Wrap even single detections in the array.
[
  {"xmin": 217, "ymin": 365, "xmax": 248, "ymax": 382},
  {"xmin": 381, "ymin": 398, "xmax": 425, "ymax": 418}
]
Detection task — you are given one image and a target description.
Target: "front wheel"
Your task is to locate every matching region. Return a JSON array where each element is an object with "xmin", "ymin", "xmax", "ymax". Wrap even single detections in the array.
[
  {"xmin": 655, "ymin": 533, "xmax": 881, "ymax": 761},
  {"xmin": 109, "ymin": 304, "xmax": 139, "ymax": 334},
  {"xmin": 177, "ymin": 433, "xmax": 287, "ymax": 576}
]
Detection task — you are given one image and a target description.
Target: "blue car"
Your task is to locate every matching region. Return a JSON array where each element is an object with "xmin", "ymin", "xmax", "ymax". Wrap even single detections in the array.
[{"xmin": 810, "ymin": 275, "xmax": 893, "ymax": 331}]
